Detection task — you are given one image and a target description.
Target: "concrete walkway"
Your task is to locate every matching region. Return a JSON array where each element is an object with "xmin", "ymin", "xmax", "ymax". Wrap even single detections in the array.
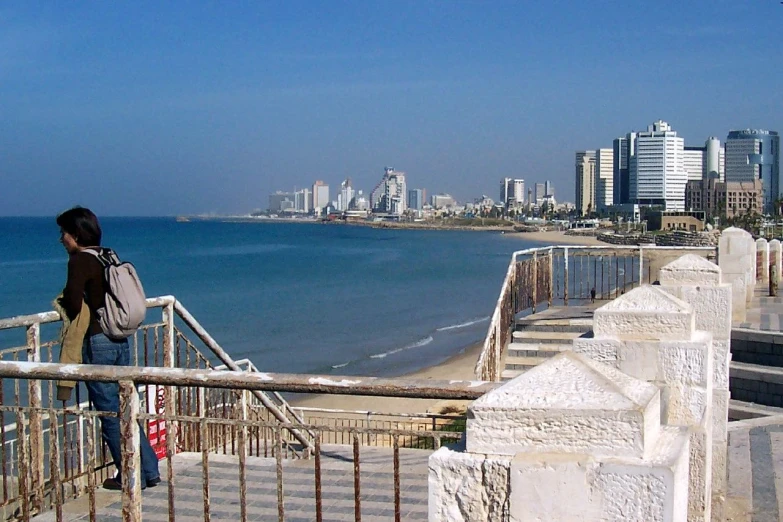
[{"xmin": 38, "ymin": 446, "xmax": 429, "ymax": 521}]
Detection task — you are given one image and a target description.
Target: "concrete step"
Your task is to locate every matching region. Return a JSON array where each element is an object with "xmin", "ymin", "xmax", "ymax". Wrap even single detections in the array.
[
  {"xmin": 504, "ymin": 355, "xmax": 551, "ymax": 371},
  {"xmin": 507, "ymin": 343, "xmax": 571, "ymax": 359},
  {"xmin": 514, "ymin": 318, "xmax": 593, "ymax": 333},
  {"xmin": 511, "ymin": 330, "xmax": 589, "ymax": 344}
]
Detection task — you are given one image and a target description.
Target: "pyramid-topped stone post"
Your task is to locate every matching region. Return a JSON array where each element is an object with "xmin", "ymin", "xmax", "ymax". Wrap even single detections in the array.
[
  {"xmin": 718, "ymin": 227, "xmax": 755, "ymax": 320},
  {"xmin": 756, "ymin": 238, "xmax": 769, "ymax": 283},
  {"xmin": 429, "ymin": 352, "xmax": 690, "ymax": 522},
  {"xmin": 573, "ymin": 285, "xmax": 715, "ymax": 522},
  {"xmin": 659, "ymin": 254, "xmax": 732, "ymax": 520}
]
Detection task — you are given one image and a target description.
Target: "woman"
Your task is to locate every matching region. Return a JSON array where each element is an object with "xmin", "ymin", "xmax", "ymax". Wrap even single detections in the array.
[{"xmin": 57, "ymin": 206, "xmax": 160, "ymax": 491}]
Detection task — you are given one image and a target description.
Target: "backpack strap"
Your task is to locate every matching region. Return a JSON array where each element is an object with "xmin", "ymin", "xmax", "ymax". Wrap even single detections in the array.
[{"xmin": 81, "ymin": 247, "xmax": 119, "ymax": 267}]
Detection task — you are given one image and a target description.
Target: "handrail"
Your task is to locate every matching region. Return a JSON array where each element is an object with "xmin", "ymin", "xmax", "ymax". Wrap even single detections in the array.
[
  {"xmin": 0, "ymin": 361, "xmax": 499, "ymax": 400},
  {"xmin": 475, "ymin": 244, "xmax": 718, "ymax": 381}
]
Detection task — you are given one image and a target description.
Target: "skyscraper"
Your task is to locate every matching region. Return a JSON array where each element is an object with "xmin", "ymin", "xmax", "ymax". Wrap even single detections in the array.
[
  {"xmin": 338, "ymin": 178, "xmax": 355, "ymax": 211},
  {"xmin": 595, "ymin": 148, "xmax": 613, "ymax": 210},
  {"xmin": 312, "ymin": 181, "xmax": 330, "ymax": 213},
  {"xmin": 370, "ymin": 167, "xmax": 407, "ymax": 214},
  {"xmin": 535, "ymin": 183, "xmax": 546, "ymax": 205},
  {"xmin": 612, "ymin": 136, "xmax": 631, "ymax": 205},
  {"xmin": 544, "ymin": 180, "xmax": 554, "ymax": 197},
  {"xmin": 725, "ymin": 129, "xmax": 780, "ymax": 210},
  {"xmin": 500, "ymin": 178, "xmax": 512, "ymax": 207},
  {"xmin": 628, "ymin": 120, "xmax": 687, "ymax": 211},
  {"xmin": 575, "ymin": 150, "xmax": 596, "ymax": 216},
  {"xmin": 408, "ymin": 188, "xmax": 425, "ymax": 211},
  {"xmin": 684, "ymin": 138, "xmax": 726, "ymax": 183}
]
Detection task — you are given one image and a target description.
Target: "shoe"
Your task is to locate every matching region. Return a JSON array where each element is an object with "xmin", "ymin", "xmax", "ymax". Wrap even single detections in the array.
[
  {"xmin": 102, "ymin": 477, "xmax": 122, "ymax": 490},
  {"xmin": 146, "ymin": 477, "xmax": 161, "ymax": 488}
]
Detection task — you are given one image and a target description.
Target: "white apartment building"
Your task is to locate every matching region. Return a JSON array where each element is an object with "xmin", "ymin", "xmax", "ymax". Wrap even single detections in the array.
[
  {"xmin": 684, "ymin": 138, "xmax": 726, "ymax": 183},
  {"xmin": 595, "ymin": 148, "xmax": 613, "ymax": 210},
  {"xmin": 370, "ymin": 167, "xmax": 407, "ymax": 215},
  {"xmin": 628, "ymin": 120, "xmax": 687, "ymax": 211},
  {"xmin": 338, "ymin": 178, "xmax": 355, "ymax": 211},
  {"xmin": 575, "ymin": 150, "xmax": 596, "ymax": 216},
  {"xmin": 294, "ymin": 188, "xmax": 311, "ymax": 213},
  {"xmin": 312, "ymin": 181, "xmax": 330, "ymax": 213},
  {"xmin": 500, "ymin": 178, "xmax": 525, "ymax": 208}
]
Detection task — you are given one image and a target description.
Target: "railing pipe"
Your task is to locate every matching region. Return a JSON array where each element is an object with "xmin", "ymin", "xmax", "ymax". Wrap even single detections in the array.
[
  {"xmin": 172, "ymin": 300, "xmax": 316, "ymax": 452},
  {"xmin": 119, "ymin": 380, "xmax": 142, "ymax": 521},
  {"xmin": 26, "ymin": 323, "xmax": 44, "ymax": 514}
]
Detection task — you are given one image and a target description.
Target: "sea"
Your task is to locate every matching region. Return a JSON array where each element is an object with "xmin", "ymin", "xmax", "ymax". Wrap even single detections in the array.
[{"xmin": 0, "ymin": 217, "xmax": 543, "ymax": 377}]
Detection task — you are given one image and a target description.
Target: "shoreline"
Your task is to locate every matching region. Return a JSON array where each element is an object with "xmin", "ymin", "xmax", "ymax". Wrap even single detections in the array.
[
  {"xmin": 290, "ymin": 341, "xmax": 484, "ymax": 416},
  {"xmin": 506, "ymin": 229, "xmax": 605, "ymax": 247}
]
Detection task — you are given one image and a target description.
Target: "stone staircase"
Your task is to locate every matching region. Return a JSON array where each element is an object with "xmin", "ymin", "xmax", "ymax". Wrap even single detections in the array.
[{"xmin": 501, "ymin": 306, "xmax": 595, "ymax": 381}]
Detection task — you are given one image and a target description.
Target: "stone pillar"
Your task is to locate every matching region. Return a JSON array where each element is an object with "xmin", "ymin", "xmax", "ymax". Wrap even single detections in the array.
[
  {"xmin": 573, "ymin": 285, "xmax": 714, "ymax": 522},
  {"xmin": 718, "ymin": 227, "xmax": 755, "ymax": 322},
  {"xmin": 429, "ymin": 352, "xmax": 690, "ymax": 521},
  {"xmin": 658, "ymin": 254, "xmax": 732, "ymax": 521},
  {"xmin": 756, "ymin": 238, "xmax": 769, "ymax": 284},
  {"xmin": 769, "ymin": 239, "xmax": 781, "ymax": 288}
]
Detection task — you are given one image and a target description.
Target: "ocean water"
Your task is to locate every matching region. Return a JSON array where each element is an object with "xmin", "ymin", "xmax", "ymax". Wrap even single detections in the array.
[{"xmin": 0, "ymin": 218, "xmax": 540, "ymax": 377}]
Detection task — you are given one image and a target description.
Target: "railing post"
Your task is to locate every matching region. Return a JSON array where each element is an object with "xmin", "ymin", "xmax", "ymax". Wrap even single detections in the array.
[
  {"xmin": 531, "ymin": 251, "xmax": 538, "ymax": 313},
  {"xmin": 238, "ymin": 390, "xmax": 248, "ymax": 522},
  {"xmin": 638, "ymin": 247, "xmax": 644, "ymax": 286},
  {"xmin": 25, "ymin": 323, "xmax": 44, "ymax": 514},
  {"xmin": 563, "ymin": 247, "xmax": 569, "ymax": 306},
  {"xmin": 162, "ymin": 303, "xmax": 177, "ymax": 470},
  {"xmin": 119, "ymin": 380, "xmax": 142, "ymax": 521},
  {"xmin": 548, "ymin": 249, "xmax": 553, "ymax": 307}
]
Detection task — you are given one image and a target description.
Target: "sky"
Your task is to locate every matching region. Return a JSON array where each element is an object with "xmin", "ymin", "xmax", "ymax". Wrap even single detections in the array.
[{"xmin": 1, "ymin": 1, "xmax": 781, "ymax": 216}]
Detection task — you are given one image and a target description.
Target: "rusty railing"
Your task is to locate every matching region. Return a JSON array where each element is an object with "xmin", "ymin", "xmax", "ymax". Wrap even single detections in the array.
[
  {"xmin": 0, "ymin": 360, "xmax": 495, "ymax": 521},
  {"xmin": 474, "ymin": 245, "xmax": 718, "ymax": 381}
]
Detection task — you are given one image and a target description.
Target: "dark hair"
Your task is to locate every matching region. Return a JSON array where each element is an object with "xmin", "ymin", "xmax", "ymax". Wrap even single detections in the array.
[{"xmin": 56, "ymin": 206, "xmax": 102, "ymax": 247}]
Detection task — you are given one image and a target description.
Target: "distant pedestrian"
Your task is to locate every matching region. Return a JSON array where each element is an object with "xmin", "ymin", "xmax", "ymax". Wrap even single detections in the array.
[
  {"xmin": 590, "ymin": 287, "xmax": 596, "ymax": 303},
  {"xmin": 57, "ymin": 206, "xmax": 161, "ymax": 491}
]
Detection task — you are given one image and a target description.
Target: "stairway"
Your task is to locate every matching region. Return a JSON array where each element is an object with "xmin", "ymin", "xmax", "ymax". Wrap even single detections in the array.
[{"xmin": 501, "ymin": 307, "xmax": 595, "ymax": 381}]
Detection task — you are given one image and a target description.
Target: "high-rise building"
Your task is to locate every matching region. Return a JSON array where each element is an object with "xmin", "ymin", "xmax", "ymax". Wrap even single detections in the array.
[
  {"xmin": 725, "ymin": 129, "xmax": 780, "ymax": 210},
  {"xmin": 544, "ymin": 180, "xmax": 554, "ymax": 197},
  {"xmin": 294, "ymin": 188, "xmax": 311, "ymax": 213},
  {"xmin": 431, "ymin": 194, "xmax": 456, "ymax": 209},
  {"xmin": 408, "ymin": 188, "xmax": 425, "ymax": 211},
  {"xmin": 683, "ymin": 138, "xmax": 726, "ymax": 183},
  {"xmin": 612, "ymin": 136, "xmax": 631, "ymax": 205},
  {"xmin": 628, "ymin": 120, "xmax": 687, "ymax": 211},
  {"xmin": 575, "ymin": 150, "xmax": 596, "ymax": 216},
  {"xmin": 312, "ymin": 181, "xmax": 330, "ymax": 212},
  {"xmin": 500, "ymin": 178, "xmax": 513, "ymax": 207},
  {"xmin": 595, "ymin": 148, "xmax": 614, "ymax": 210},
  {"xmin": 370, "ymin": 167, "xmax": 407, "ymax": 214},
  {"xmin": 683, "ymin": 147, "xmax": 705, "ymax": 182},
  {"xmin": 535, "ymin": 183, "xmax": 546, "ymax": 205},
  {"xmin": 268, "ymin": 191, "xmax": 295, "ymax": 212},
  {"xmin": 338, "ymin": 178, "xmax": 355, "ymax": 211}
]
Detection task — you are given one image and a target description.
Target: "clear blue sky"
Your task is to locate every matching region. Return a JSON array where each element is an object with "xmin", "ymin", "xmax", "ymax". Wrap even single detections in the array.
[{"xmin": 1, "ymin": 1, "xmax": 781, "ymax": 216}]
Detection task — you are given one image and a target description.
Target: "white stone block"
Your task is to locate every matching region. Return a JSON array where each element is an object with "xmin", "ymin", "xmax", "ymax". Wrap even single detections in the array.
[
  {"xmin": 659, "ymin": 254, "xmax": 721, "ymax": 286},
  {"xmin": 687, "ymin": 415, "xmax": 713, "ymax": 522},
  {"xmin": 593, "ymin": 286, "xmax": 695, "ymax": 341},
  {"xmin": 467, "ymin": 352, "xmax": 661, "ymax": 459},
  {"xmin": 711, "ymin": 440, "xmax": 728, "ymax": 496},
  {"xmin": 728, "ymin": 276, "xmax": 747, "ymax": 323},
  {"xmin": 428, "ymin": 445, "xmax": 510, "ymax": 522},
  {"xmin": 756, "ymin": 239, "xmax": 769, "ymax": 283},
  {"xmin": 661, "ymin": 383, "xmax": 709, "ymax": 426},
  {"xmin": 711, "ymin": 390, "xmax": 730, "ymax": 444},
  {"xmin": 666, "ymin": 286, "xmax": 732, "ymax": 341},
  {"xmin": 572, "ymin": 337, "xmax": 622, "ymax": 365},
  {"xmin": 712, "ymin": 340, "xmax": 731, "ymax": 391},
  {"xmin": 508, "ymin": 426, "xmax": 689, "ymax": 522}
]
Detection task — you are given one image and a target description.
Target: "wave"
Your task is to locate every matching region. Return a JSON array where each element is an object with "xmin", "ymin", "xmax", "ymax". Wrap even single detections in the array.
[
  {"xmin": 331, "ymin": 362, "xmax": 350, "ymax": 369},
  {"xmin": 370, "ymin": 335, "xmax": 434, "ymax": 359},
  {"xmin": 436, "ymin": 316, "xmax": 490, "ymax": 332}
]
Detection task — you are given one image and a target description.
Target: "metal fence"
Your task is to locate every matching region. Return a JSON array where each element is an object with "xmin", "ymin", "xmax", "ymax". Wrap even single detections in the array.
[
  {"xmin": 474, "ymin": 245, "xmax": 718, "ymax": 381},
  {"xmin": 0, "ymin": 361, "xmax": 494, "ymax": 521}
]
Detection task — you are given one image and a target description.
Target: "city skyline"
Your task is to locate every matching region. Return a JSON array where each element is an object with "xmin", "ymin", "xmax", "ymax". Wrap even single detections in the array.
[{"xmin": 1, "ymin": 2, "xmax": 781, "ymax": 216}]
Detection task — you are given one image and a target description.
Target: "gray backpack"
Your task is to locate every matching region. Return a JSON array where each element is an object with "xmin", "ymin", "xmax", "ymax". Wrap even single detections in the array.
[{"xmin": 83, "ymin": 248, "xmax": 147, "ymax": 339}]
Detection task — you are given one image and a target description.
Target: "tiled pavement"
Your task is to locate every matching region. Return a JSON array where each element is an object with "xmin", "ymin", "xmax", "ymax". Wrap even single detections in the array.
[
  {"xmin": 735, "ymin": 292, "xmax": 783, "ymax": 331},
  {"xmin": 45, "ymin": 446, "xmax": 429, "ymax": 521}
]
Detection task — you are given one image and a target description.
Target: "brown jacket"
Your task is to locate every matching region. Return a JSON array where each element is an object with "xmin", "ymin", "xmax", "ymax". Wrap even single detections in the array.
[{"xmin": 53, "ymin": 295, "xmax": 90, "ymax": 401}]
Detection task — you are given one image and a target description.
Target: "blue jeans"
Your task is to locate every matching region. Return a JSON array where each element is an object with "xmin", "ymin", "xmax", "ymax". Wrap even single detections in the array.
[{"xmin": 83, "ymin": 334, "xmax": 160, "ymax": 484}]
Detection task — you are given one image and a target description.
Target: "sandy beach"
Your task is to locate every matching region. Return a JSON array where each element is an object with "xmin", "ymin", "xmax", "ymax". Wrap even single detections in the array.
[
  {"xmin": 508, "ymin": 229, "xmax": 605, "ymax": 246},
  {"xmin": 291, "ymin": 342, "xmax": 484, "ymax": 416}
]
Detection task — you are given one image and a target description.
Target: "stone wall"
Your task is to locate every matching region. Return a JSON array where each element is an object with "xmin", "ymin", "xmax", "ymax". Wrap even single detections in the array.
[{"xmin": 597, "ymin": 231, "xmax": 719, "ymax": 247}]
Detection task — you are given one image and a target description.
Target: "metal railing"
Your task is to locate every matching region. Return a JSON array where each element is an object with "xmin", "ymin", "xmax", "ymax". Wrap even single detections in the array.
[
  {"xmin": 475, "ymin": 245, "xmax": 718, "ymax": 381},
  {"xmin": 0, "ymin": 361, "xmax": 495, "ymax": 521}
]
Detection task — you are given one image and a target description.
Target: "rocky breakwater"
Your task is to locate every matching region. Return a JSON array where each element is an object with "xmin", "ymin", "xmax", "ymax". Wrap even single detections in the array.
[{"xmin": 598, "ymin": 230, "xmax": 719, "ymax": 247}]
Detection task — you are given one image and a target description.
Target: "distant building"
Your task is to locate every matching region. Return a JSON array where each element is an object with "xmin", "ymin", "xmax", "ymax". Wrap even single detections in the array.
[
  {"xmin": 312, "ymin": 181, "xmax": 330, "ymax": 213},
  {"xmin": 338, "ymin": 178, "xmax": 355, "ymax": 211},
  {"xmin": 294, "ymin": 188, "xmax": 311, "ymax": 213},
  {"xmin": 534, "ymin": 183, "xmax": 546, "ymax": 205},
  {"xmin": 268, "ymin": 191, "xmax": 295, "ymax": 212},
  {"xmin": 544, "ymin": 180, "xmax": 554, "ymax": 197},
  {"xmin": 725, "ymin": 129, "xmax": 780, "ymax": 210},
  {"xmin": 685, "ymin": 178, "xmax": 763, "ymax": 219},
  {"xmin": 370, "ymin": 167, "xmax": 407, "ymax": 215},
  {"xmin": 408, "ymin": 188, "xmax": 425, "ymax": 211},
  {"xmin": 595, "ymin": 148, "xmax": 613, "ymax": 211},
  {"xmin": 431, "ymin": 193, "xmax": 456, "ymax": 209},
  {"xmin": 629, "ymin": 120, "xmax": 687, "ymax": 211},
  {"xmin": 353, "ymin": 190, "xmax": 369, "ymax": 211},
  {"xmin": 613, "ymin": 135, "xmax": 632, "ymax": 205},
  {"xmin": 684, "ymin": 138, "xmax": 726, "ymax": 183},
  {"xmin": 648, "ymin": 210, "xmax": 706, "ymax": 232},
  {"xmin": 500, "ymin": 178, "xmax": 525, "ymax": 208},
  {"xmin": 575, "ymin": 150, "xmax": 596, "ymax": 216}
]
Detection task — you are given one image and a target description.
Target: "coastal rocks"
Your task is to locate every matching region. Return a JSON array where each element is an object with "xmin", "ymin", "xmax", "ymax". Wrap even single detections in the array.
[{"xmin": 597, "ymin": 231, "xmax": 719, "ymax": 247}]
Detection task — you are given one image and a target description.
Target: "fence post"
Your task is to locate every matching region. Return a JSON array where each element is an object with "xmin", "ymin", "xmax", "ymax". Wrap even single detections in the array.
[
  {"xmin": 563, "ymin": 247, "xmax": 569, "ymax": 306},
  {"xmin": 531, "ymin": 251, "xmax": 538, "ymax": 313},
  {"xmin": 25, "ymin": 323, "xmax": 44, "ymax": 514},
  {"xmin": 119, "ymin": 380, "xmax": 143, "ymax": 521},
  {"xmin": 548, "ymin": 249, "xmax": 554, "ymax": 306},
  {"xmin": 162, "ymin": 301, "xmax": 177, "ymax": 514},
  {"xmin": 638, "ymin": 247, "xmax": 644, "ymax": 286}
]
